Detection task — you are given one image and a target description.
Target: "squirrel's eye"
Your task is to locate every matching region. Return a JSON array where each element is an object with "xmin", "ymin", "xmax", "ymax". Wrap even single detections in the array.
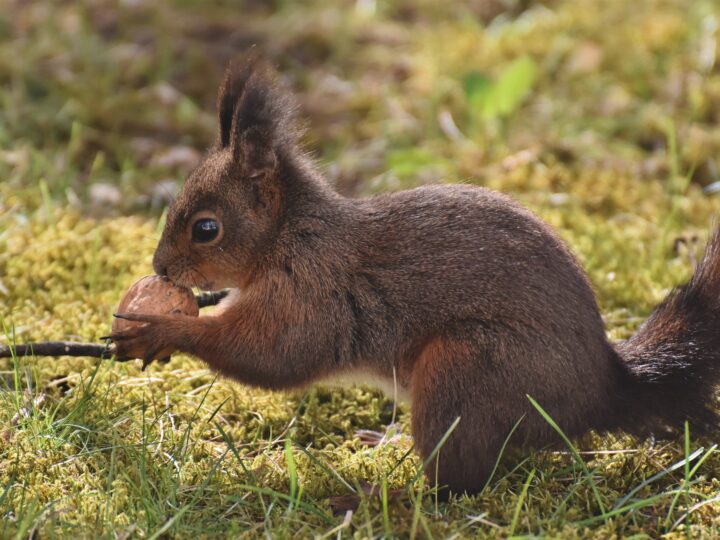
[{"xmin": 192, "ymin": 218, "xmax": 219, "ymax": 243}]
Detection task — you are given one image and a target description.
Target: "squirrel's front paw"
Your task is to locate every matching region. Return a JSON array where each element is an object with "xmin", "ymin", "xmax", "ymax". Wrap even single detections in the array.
[{"xmin": 109, "ymin": 313, "xmax": 185, "ymax": 369}]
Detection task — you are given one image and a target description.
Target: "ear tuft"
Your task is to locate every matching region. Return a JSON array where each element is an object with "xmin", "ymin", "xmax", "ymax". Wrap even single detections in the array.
[
  {"xmin": 217, "ymin": 55, "xmax": 259, "ymax": 148},
  {"xmin": 216, "ymin": 53, "xmax": 301, "ymax": 155}
]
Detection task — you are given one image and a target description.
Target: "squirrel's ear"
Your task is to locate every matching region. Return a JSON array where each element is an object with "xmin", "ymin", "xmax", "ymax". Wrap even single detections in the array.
[
  {"xmin": 217, "ymin": 57, "xmax": 258, "ymax": 149},
  {"xmin": 221, "ymin": 56, "xmax": 300, "ymax": 156},
  {"xmin": 236, "ymin": 127, "xmax": 277, "ymax": 178},
  {"xmin": 226, "ymin": 64, "xmax": 292, "ymax": 180}
]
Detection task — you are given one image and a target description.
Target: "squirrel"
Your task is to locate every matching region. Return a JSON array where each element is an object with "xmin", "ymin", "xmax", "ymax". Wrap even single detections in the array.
[{"xmin": 111, "ymin": 57, "xmax": 720, "ymax": 496}]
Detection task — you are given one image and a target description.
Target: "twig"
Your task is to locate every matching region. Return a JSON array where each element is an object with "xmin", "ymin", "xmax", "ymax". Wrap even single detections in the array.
[
  {"xmin": 0, "ymin": 341, "xmax": 118, "ymax": 359},
  {"xmin": 0, "ymin": 291, "xmax": 228, "ymax": 362}
]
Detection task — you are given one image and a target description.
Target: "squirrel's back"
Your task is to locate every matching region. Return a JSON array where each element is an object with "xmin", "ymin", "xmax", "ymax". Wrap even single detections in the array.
[{"xmin": 350, "ymin": 183, "xmax": 611, "ymax": 357}]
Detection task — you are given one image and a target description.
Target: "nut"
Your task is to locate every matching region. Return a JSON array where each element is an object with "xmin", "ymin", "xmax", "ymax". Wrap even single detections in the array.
[{"xmin": 112, "ymin": 275, "xmax": 198, "ymax": 365}]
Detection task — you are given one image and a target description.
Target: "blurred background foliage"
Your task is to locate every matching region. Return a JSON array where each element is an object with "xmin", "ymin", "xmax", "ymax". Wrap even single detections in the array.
[{"xmin": 2, "ymin": 0, "xmax": 720, "ymax": 211}]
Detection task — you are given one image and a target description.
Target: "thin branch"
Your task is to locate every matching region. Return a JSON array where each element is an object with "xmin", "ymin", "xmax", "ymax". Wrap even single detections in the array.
[{"xmin": 0, "ymin": 341, "xmax": 119, "ymax": 360}]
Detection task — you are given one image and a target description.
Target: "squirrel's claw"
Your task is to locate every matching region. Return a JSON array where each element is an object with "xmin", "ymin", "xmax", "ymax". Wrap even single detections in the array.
[
  {"xmin": 113, "ymin": 312, "xmax": 165, "ymax": 323},
  {"xmin": 106, "ymin": 327, "xmax": 144, "ymax": 341},
  {"xmin": 141, "ymin": 354, "xmax": 171, "ymax": 371}
]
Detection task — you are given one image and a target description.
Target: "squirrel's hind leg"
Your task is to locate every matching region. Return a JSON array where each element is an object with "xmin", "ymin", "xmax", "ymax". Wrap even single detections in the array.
[{"xmin": 410, "ymin": 329, "xmax": 526, "ymax": 497}]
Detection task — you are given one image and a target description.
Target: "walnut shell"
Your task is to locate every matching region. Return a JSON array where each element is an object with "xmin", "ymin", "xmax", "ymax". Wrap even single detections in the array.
[{"xmin": 112, "ymin": 275, "xmax": 198, "ymax": 364}]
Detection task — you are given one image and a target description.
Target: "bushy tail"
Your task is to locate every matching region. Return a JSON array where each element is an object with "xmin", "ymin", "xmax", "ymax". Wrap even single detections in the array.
[{"xmin": 615, "ymin": 228, "xmax": 720, "ymax": 435}]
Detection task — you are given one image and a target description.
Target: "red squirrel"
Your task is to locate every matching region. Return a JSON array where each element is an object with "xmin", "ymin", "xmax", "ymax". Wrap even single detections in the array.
[{"xmin": 112, "ymin": 57, "xmax": 720, "ymax": 495}]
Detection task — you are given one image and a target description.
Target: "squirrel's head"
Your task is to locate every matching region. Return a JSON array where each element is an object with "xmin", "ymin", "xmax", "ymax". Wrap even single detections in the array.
[{"xmin": 153, "ymin": 57, "xmax": 302, "ymax": 290}]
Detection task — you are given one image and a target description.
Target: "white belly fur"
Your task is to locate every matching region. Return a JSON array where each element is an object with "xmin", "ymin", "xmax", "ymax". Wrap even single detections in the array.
[
  {"xmin": 321, "ymin": 368, "xmax": 412, "ymax": 403},
  {"xmin": 205, "ymin": 292, "xmax": 411, "ymax": 402}
]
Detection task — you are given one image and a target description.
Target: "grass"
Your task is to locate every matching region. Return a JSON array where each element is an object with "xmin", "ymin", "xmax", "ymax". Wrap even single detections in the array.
[{"xmin": 3, "ymin": 0, "xmax": 720, "ymax": 536}]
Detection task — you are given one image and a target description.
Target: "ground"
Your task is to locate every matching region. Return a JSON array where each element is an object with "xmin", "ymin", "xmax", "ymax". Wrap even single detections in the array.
[{"xmin": 2, "ymin": 0, "xmax": 720, "ymax": 537}]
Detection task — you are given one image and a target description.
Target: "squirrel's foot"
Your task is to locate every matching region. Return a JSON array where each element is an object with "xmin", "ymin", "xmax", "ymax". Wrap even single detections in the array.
[
  {"xmin": 328, "ymin": 480, "xmax": 405, "ymax": 515},
  {"xmin": 355, "ymin": 430, "xmax": 386, "ymax": 446},
  {"xmin": 355, "ymin": 423, "xmax": 409, "ymax": 447}
]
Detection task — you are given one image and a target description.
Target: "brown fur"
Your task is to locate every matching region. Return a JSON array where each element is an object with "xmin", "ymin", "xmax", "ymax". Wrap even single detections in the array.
[{"xmin": 113, "ymin": 57, "xmax": 720, "ymax": 496}]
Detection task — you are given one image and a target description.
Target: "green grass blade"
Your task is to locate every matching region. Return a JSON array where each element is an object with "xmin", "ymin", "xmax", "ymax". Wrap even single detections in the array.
[
  {"xmin": 508, "ymin": 467, "xmax": 535, "ymax": 537},
  {"xmin": 527, "ymin": 395, "xmax": 606, "ymax": 515}
]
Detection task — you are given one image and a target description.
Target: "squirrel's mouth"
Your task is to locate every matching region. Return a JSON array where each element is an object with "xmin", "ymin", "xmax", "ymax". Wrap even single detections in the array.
[{"xmin": 179, "ymin": 277, "xmax": 219, "ymax": 293}]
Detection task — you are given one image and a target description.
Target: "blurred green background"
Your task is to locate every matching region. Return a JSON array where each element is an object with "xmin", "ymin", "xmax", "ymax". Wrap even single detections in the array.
[{"xmin": 3, "ymin": 0, "xmax": 720, "ymax": 537}]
